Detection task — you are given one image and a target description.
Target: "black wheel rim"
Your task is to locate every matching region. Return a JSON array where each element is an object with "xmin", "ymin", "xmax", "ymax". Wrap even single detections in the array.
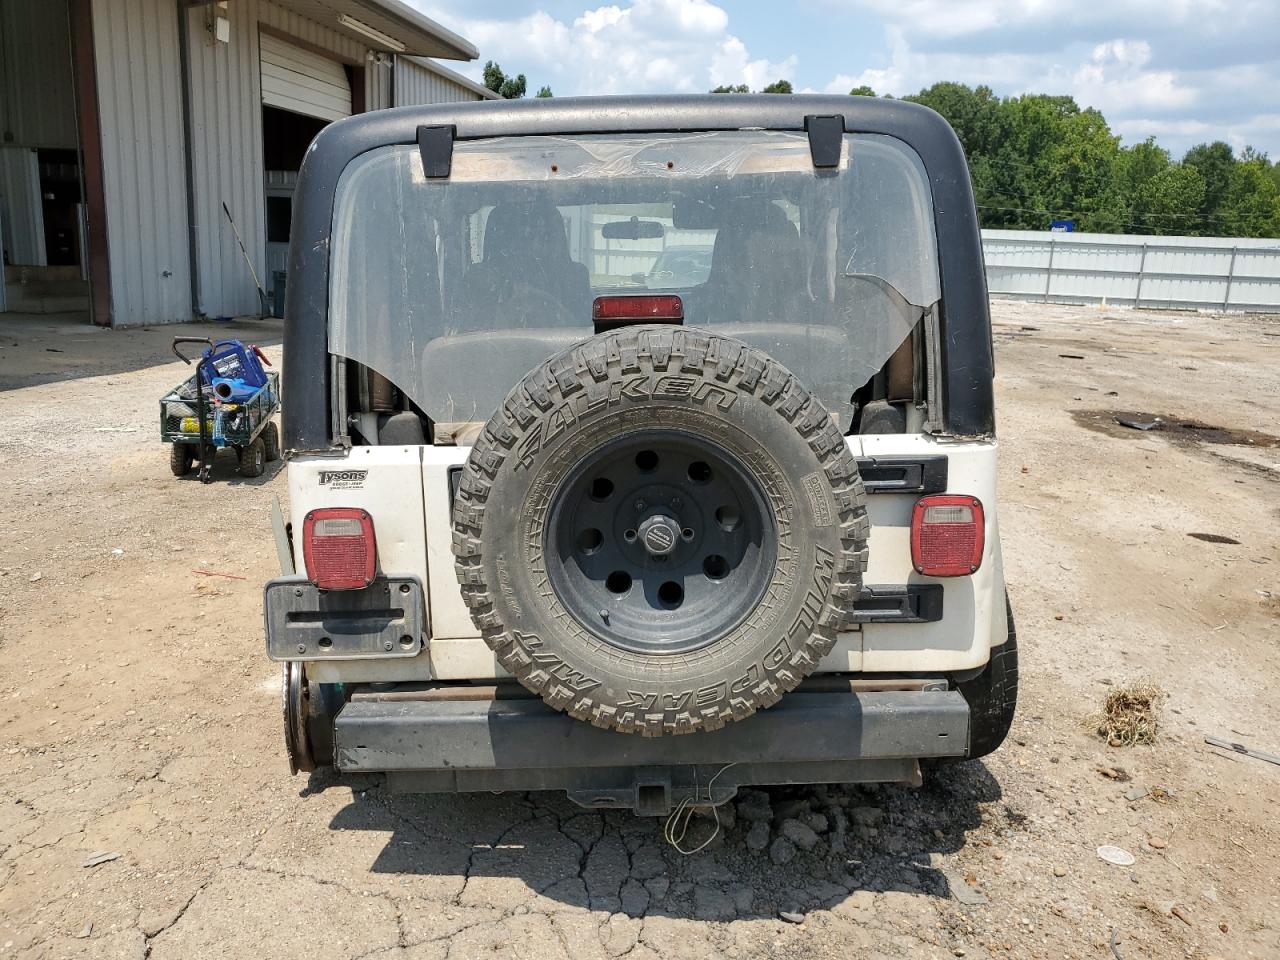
[{"xmin": 546, "ymin": 429, "xmax": 776, "ymax": 655}]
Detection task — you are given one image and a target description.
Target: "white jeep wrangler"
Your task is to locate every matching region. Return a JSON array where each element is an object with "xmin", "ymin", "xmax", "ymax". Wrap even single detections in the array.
[{"xmin": 265, "ymin": 95, "xmax": 1015, "ymax": 816}]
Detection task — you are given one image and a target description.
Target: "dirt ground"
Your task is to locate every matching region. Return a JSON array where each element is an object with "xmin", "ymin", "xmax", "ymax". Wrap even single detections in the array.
[{"xmin": 0, "ymin": 302, "xmax": 1277, "ymax": 960}]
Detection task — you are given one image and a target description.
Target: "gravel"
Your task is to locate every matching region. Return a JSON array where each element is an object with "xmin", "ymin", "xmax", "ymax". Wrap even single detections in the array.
[{"xmin": 769, "ymin": 836, "xmax": 797, "ymax": 866}]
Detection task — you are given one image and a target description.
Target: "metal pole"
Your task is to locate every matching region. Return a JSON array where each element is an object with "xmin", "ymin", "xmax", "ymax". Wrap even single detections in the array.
[
  {"xmin": 1222, "ymin": 246, "xmax": 1238, "ymax": 312},
  {"xmin": 1134, "ymin": 242, "xmax": 1148, "ymax": 309},
  {"xmin": 176, "ymin": 0, "xmax": 204, "ymax": 320},
  {"xmin": 222, "ymin": 201, "xmax": 270, "ymax": 316},
  {"xmin": 1043, "ymin": 238, "xmax": 1056, "ymax": 303}
]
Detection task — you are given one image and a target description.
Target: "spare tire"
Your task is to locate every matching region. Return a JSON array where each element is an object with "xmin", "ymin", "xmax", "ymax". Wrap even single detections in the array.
[{"xmin": 453, "ymin": 326, "xmax": 868, "ymax": 736}]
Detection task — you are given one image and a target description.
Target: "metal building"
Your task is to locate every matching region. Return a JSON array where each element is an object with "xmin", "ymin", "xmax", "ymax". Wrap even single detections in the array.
[{"xmin": 0, "ymin": 0, "xmax": 496, "ymax": 325}]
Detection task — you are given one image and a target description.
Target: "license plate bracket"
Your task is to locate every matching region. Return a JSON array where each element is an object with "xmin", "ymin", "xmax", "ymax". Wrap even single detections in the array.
[{"xmin": 264, "ymin": 574, "xmax": 424, "ymax": 661}]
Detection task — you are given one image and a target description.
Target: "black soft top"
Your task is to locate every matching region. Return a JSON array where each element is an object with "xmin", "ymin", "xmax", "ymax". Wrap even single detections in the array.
[{"xmin": 284, "ymin": 95, "xmax": 993, "ymax": 450}]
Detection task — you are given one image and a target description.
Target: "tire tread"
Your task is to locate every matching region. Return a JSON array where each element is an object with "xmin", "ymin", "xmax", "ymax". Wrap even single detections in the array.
[{"xmin": 453, "ymin": 326, "xmax": 869, "ymax": 736}]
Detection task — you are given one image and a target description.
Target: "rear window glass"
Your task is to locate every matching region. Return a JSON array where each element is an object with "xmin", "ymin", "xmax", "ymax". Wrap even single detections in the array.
[{"xmin": 329, "ymin": 131, "xmax": 939, "ymax": 428}]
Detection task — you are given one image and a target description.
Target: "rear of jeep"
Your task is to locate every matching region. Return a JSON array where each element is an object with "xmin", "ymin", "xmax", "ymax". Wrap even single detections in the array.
[{"xmin": 266, "ymin": 95, "xmax": 1013, "ymax": 815}]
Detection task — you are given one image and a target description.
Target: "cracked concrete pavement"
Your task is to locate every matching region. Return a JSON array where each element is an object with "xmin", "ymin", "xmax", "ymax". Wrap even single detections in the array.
[{"xmin": 1, "ymin": 304, "xmax": 1278, "ymax": 959}]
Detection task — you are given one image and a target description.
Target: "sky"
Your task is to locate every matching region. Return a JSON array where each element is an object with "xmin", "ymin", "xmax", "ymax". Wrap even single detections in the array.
[{"xmin": 408, "ymin": 0, "xmax": 1280, "ymax": 159}]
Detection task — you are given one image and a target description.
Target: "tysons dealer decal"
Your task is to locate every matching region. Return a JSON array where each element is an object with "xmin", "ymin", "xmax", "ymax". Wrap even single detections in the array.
[{"xmin": 318, "ymin": 469, "xmax": 368, "ymax": 489}]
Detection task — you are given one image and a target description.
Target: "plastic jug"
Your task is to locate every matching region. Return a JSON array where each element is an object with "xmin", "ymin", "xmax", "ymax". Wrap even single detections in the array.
[{"xmin": 198, "ymin": 340, "xmax": 270, "ymax": 389}]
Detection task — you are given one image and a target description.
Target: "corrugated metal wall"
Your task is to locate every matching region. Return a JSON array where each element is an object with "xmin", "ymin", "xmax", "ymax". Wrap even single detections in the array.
[
  {"xmin": 87, "ymin": 0, "xmax": 480, "ymax": 325},
  {"xmin": 367, "ymin": 57, "xmax": 393, "ymax": 110},
  {"xmin": 0, "ymin": 147, "xmax": 46, "ymax": 266},
  {"xmin": 184, "ymin": 0, "xmax": 266, "ymax": 319},
  {"xmin": 183, "ymin": 0, "xmax": 393, "ymax": 319},
  {"xmin": 395, "ymin": 57, "xmax": 486, "ymax": 105},
  {"xmin": 983, "ymin": 230, "xmax": 1280, "ymax": 313},
  {"xmin": 91, "ymin": 0, "xmax": 191, "ymax": 326},
  {"xmin": 0, "ymin": 0, "xmax": 78, "ymax": 150}
]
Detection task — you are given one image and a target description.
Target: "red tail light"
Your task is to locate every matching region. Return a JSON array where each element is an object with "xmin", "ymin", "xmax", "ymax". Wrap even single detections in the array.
[
  {"xmin": 593, "ymin": 295, "xmax": 684, "ymax": 322},
  {"xmin": 302, "ymin": 508, "xmax": 376, "ymax": 590},
  {"xmin": 911, "ymin": 495, "xmax": 985, "ymax": 577}
]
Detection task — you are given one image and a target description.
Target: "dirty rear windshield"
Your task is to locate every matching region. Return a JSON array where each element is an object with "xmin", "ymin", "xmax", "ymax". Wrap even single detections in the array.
[{"xmin": 329, "ymin": 131, "xmax": 940, "ymax": 429}]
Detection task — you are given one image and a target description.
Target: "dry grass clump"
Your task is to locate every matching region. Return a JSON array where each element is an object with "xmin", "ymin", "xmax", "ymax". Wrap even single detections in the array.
[{"xmin": 1087, "ymin": 682, "xmax": 1167, "ymax": 746}]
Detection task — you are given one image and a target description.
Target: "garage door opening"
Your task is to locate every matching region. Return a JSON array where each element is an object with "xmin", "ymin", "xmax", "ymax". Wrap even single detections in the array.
[
  {"xmin": 262, "ymin": 105, "xmax": 328, "ymax": 316},
  {"xmin": 258, "ymin": 31, "xmax": 354, "ymax": 318},
  {"xmin": 1, "ymin": 0, "xmax": 97, "ymax": 319}
]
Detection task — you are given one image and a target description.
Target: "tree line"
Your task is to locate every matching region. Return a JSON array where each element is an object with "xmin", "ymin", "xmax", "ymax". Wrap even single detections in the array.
[
  {"xmin": 713, "ymin": 80, "xmax": 1280, "ymax": 238},
  {"xmin": 483, "ymin": 61, "xmax": 552, "ymax": 100},
  {"xmin": 480, "ymin": 66, "xmax": 1279, "ymax": 237}
]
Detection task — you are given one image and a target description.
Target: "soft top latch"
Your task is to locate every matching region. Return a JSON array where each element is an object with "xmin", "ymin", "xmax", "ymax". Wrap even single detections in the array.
[
  {"xmin": 803, "ymin": 114, "xmax": 845, "ymax": 168},
  {"xmin": 417, "ymin": 124, "xmax": 456, "ymax": 178}
]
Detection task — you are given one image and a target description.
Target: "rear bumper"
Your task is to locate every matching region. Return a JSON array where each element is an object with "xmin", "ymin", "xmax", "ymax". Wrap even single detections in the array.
[{"xmin": 333, "ymin": 690, "xmax": 969, "ymax": 811}]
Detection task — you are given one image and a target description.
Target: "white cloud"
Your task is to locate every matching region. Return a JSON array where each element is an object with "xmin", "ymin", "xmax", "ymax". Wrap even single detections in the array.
[
  {"xmin": 1117, "ymin": 113, "xmax": 1280, "ymax": 155},
  {"xmin": 1071, "ymin": 39, "xmax": 1195, "ymax": 113},
  {"xmin": 842, "ymin": 0, "xmax": 1235, "ymax": 43},
  {"xmin": 710, "ymin": 37, "xmax": 797, "ymax": 91},
  {"xmin": 815, "ymin": 2, "xmax": 1280, "ymax": 154},
  {"xmin": 822, "ymin": 25, "xmax": 911, "ymax": 93},
  {"xmin": 815, "ymin": 27, "xmax": 1195, "ymax": 114},
  {"xmin": 411, "ymin": 0, "xmax": 1280, "ymax": 156},
  {"xmin": 817, "ymin": 26, "xmax": 1046, "ymax": 100},
  {"xmin": 416, "ymin": 0, "xmax": 793, "ymax": 95}
]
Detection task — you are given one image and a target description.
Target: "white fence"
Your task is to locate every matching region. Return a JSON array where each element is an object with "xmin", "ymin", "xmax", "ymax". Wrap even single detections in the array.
[
  {"xmin": 981, "ymin": 229, "xmax": 1280, "ymax": 313},
  {"xmin": 560, "ymin": 214, "xmax": 1280, "ymax": 313}
]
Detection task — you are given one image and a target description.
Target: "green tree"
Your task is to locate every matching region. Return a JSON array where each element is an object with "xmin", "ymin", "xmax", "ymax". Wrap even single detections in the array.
[
  {"xmin": 1043, "ymin": 104, "xmax": 1123, "ymax": 231},
  {"xmin": 1181, "ymin": 141, "xmax": 1235, "ymax": 231},
  {"xmin": 972, "ymin": 93, "xmax": 1067, "ymax": 229},
  {"xmin": 536, "ymin": 86, "xmax": 553, "ymax": 98},
  {"xmin": 710, "ymin": 81, "xmax": 793, "ymax": 94},
  {"xmin": 904, "ymin": 82, "xmax": 1002, "ymax": 159},
  {"xmin": 848, "ymin": 85, "xmax": 877, "ymax": 97},
  {"xmin": 903, "ymin": 83, "xmax": 1018, "ymax": 224},
  {"xmin": 482, "ymin": 61, "xmax": 527, "ymax": 99},
  {"xmin": 835, "ymin": 75, "xmax": 1277, "ymax": 237},
  {"xmin": 1266, "ymin": 155, "xmax": 1280, "ymax": 195},
  {"xmin": 1114, "ymin": 139, "xmax": 1205, "ymax": 235},
  {"xmin": 1221, "ymin": 153, "xmax": 1280, "ymax": 237}
]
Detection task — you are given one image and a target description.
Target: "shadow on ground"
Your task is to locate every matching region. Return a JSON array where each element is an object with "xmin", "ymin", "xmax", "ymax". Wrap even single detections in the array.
[
  {"xmin": 171, "ymin": 448, "xmax": 285, "ymax": 486},
  {"xmin": 318, "ymin": 764, "xmax": 1003, "ymax": 922},
  {"xmin": 0, "ymin": 313, "xmax": 282, "ymax": 391}
]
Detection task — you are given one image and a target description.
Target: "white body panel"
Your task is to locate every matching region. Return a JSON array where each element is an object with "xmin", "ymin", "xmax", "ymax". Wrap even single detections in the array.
[
  {"xmin": 855, "ymin": 434, "xmax": 1005, "ymax": 672},
  {"xmin": 290, "ymin": 433, "xmax": 1003, "ymax": 683},
  {"xmin": 422, "ymin": 446, "xmax": 477, "ymax": 640},
  {"xmin": 421, "ymin": 445, "xmax": 509, "ymax": 680},
  {"xmin": 287, "ymin": 445, "xmax": 430, "ymax": 619}
]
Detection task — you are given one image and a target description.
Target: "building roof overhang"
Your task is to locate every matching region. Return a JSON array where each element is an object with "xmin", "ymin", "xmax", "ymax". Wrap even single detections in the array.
[{"xmin": 269, "ymin": 0, "xmax": 476, "ymax": 59}]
